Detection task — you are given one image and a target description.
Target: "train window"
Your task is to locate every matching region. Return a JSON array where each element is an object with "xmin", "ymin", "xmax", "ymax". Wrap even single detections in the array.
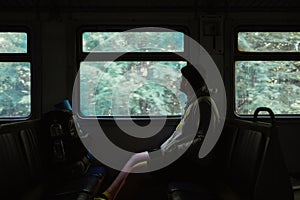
[
  {"xmin": 82, "ymin": 32, "xmax": 184, "ymax": 52},
  {"xmin": 235, "ymin": 31, "xmax": 300, "ymax": 115},
  {"xmin": 0, "ymin": 32, "xmax": 27, "ymax": 53},
  {"xmin": 238, "ymin": 32, "xmax": 300, "ymax": 52},
  {"xmin": 80, "ymin": 61, "xmax": 186, "ymax": 116},
  {"xmin": 0, "ymin": 32, "xmax": 30, "ymax": 119},
  {"xmin": 79, "ymin": 30, "xmax": 186, "ymax": 118}
]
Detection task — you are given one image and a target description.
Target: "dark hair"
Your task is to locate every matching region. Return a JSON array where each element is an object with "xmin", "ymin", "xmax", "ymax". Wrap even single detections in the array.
[{"xmin": 181, "ymin": 63, "xmax": 208, "ymax": 95}]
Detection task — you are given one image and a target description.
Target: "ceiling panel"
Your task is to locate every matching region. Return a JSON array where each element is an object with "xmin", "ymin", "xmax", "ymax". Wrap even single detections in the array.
[{"xmin": 0, "ymin": 0, "xmax": 298, "ymax": 10}]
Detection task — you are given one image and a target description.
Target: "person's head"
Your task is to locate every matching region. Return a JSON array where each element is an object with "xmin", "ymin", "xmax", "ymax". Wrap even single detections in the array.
[{"xmin": 180, "ymin": 63, "xmax": 208, "ymax": 97}]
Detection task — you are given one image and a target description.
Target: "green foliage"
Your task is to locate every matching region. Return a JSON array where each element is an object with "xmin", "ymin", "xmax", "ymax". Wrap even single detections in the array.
[
  {"xmin": 238, "ymin": 32, "xmax": 300, "ymax": 52},
  {"xmin": 236, "ymin": 32, "xmax": 300, "ymax": 115},
  {"xmin": 0, "ymin": 33, "xmax": 29, "ymax": 118},
  {"xmin": 82, "ymin": 32, "xmax": 183, "ymax": 52},
  {"xmin": 80, "ymin": 61, "xmax": 186, "ymax": 116},
  {"xmin": 0, "ymin": 32, "xmax": 27, "ymax": 53},
  {"xmin": 0, "ymin": 62, "xmax": 31, "ymax": 117},
  {"xmin": 81, "ymin": 31, "xmax": 185, "ymax": 116},
  {"xmin": 236, "ymin": 61, "xmax": 300, "ymax": 115}
]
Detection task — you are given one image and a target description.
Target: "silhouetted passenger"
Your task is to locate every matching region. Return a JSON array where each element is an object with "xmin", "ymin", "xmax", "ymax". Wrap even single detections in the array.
[{"xmin": 96, "ymin": 63, "xmax": 219, "ymax": 200}]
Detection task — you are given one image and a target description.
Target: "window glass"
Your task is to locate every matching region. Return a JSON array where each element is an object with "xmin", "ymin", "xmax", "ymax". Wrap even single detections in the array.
[
  {"xmin": 238, "ymin": 32, "xmax": 300, "ymax": 52},
  {"xmin": 0, "ymin": 62, "xmax": 31, "ymax": 117},
  {"xmin": 235, "ymin": 61, "xmax": 300, "ymax": 115},
  {"xmin": 82, "ymin": 32, "xmax": 184, "ymax": 52},
  {"xmin": 80, "ymin": 61, "xmax": 186, "ymax": 116},
  {"xmin": 0, "ymin": 32, "xmax": 27, "ymax": 53}
]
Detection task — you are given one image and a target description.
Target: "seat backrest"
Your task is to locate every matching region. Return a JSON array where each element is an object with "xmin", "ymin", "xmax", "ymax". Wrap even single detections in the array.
[
  {"xmin": 218, "ymin": 120, "xmax": 269, "ymax": 199},
  {"xmin": 227, "ymin": 120, "xmax": 268, "ymax": 199},
  {"xmin": 0, "ymin": 120, "xmax": 47, "ymax": 198},
  {"xmin": 253, "ymin": 107, "xmax": 293, "ymax": 200},
  {"xmin": 214, "ymin": 122, "xmax": 238, "ymax": 178},
  {"xmin": 220, "ymin": 114, "xmax": 293, "ymax": 200},
  {"xmin": 253, "ymin": 125, "xmax": 294, "ymax": 200}
]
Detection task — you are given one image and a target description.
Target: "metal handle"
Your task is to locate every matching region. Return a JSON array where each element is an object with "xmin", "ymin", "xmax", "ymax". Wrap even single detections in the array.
[{"xmin": 254, "ymin": 107, "xmax": 275, "ymax": 124}]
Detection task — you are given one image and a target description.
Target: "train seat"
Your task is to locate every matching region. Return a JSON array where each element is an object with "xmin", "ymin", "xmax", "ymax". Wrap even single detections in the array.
[
  {"xmin": 168, "ymin": 108, "xmax": 293, "ymax": 200},
  {"xmin": 0, "ymin": 115, "xmax": 106, "ymax": 200}
]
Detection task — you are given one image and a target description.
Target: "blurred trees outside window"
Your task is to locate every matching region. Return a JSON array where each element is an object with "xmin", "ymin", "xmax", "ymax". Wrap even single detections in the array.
[{"xmin": 0, "ymin": 32, "xmax": 30, "ymax": 118}]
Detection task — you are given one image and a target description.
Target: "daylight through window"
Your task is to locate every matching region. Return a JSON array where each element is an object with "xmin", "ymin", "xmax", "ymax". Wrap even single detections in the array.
[
  {"xmin": 0, "ymin": 32, "xmax": 30, "ymax": 118},
  {"xmin": 238, "ymin": 32, "xmax": 300, "ymax": 52},
  {"xmin": 235, "ymin": 31, "xmax": 300, "ymax": 115},
  {"xmin": 82, "ymin": 32, "xmax": 184, "ymax": 52},
  {"xmin": 80, "ymin": 30, "xmax": 186, "ymax": 117}
]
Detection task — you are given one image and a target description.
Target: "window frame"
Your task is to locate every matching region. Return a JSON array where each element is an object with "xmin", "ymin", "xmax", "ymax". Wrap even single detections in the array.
[
  {"xmin": 76, "ymin": 26, "xmax": 189, "ymax": 119},
  {"xmin": 233, "ymin": 26, "xmax": 300, "ymax": 118},
  {"xmin": 0, "ymin": 27, "xmax": 33, "ymax": 121}
]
